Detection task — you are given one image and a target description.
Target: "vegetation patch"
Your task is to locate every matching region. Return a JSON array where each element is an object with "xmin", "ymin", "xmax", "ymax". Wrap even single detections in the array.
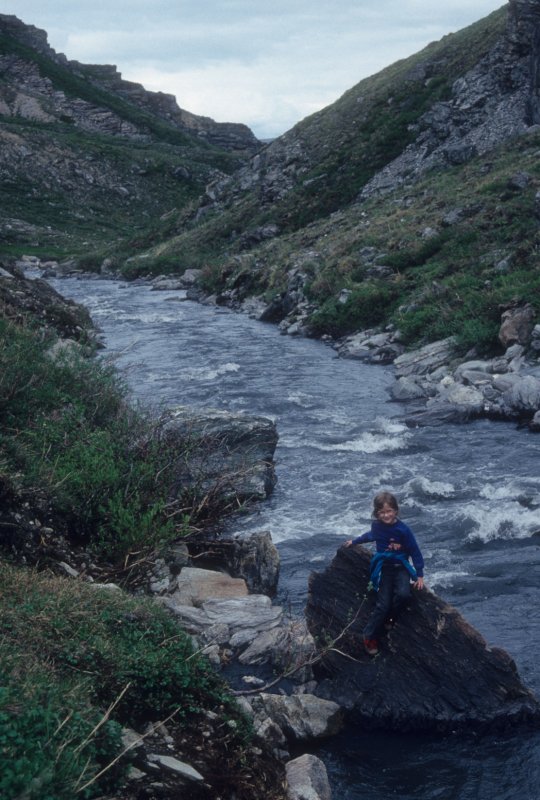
[
  {"xmin": 0, "ymin": 561, "xmax": 252, "ymax": 799},
  {"xmin": 0, "ymin": 316, "xmax": 249, "ymax": 564}
]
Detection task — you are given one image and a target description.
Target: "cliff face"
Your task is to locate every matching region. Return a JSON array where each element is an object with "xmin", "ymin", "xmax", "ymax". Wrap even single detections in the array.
[
  {"xmin": 190, "ymin": 1, "xmax": 540, "ymax": 226},
  {"xmin": 0, "ymin": 14, "xmax": 259, "ymax": 152},
  {"xmin": 74, "ymin": 61, "xmax": 260, "ymax": 153},
  {"xmin": 359, "ymin": 0, "xmax": 540, "ymax": 199},
  {"xmin": 0, "ymin": 14, "xmax": 259, "ymax": 258}
]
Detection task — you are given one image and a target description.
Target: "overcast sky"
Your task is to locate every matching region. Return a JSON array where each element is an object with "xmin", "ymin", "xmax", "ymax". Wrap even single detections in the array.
[{"xmin": 5, "ymin": 1, "xmax": 505, "ymax": 139}]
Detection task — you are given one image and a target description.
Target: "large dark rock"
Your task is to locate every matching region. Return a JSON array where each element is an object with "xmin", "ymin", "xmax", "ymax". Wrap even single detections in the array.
[
  {"xmin": 306, "ymin": 545, "xmax": 540, "ymax": 732},
  {"xmin": 162, "ymin": 406, "xmax": 278, "ymax": 503}
]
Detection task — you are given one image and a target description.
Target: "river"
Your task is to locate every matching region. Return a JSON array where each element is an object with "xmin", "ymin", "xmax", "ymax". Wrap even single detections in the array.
[{"xmin": 47, "ymin": 274, "xmax": 540, "ymax": 800}]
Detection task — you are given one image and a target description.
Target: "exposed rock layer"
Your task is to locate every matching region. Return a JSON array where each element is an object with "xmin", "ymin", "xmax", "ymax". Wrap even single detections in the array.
[{"xmin": 306, "ymin": 545, "xmax": 540, "ymax": 732}]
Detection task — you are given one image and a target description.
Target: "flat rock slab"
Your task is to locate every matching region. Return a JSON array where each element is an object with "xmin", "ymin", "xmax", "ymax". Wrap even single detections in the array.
[
  {"xmin": 306, "ymin": 545, "xmax": 540, "ymax": 732},
  {"xmin": 172, "ymin": 567, "xmax": 248, "ymax": 607}
]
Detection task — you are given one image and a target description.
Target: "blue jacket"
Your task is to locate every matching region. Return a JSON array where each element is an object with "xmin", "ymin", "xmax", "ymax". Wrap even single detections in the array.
[{"xmin": 351, "ymin": 519, "xmax": 424, "ymax": 577}]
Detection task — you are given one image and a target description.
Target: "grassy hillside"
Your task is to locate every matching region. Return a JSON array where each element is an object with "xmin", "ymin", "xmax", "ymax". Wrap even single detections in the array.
[
  {"xmin": 109, "ymin": 5, "xmax": 540, "ymax": 356},
  {"xmin": 118, "ymin": 7, "xmax": 507, "ymax": 276},
  {"xmin": 0, "ymin": 561, "xmax": 272, "ymax": 800},
  {"xmin": 0, "ymin": 28, "xmax": 245, "ymax": 262},
  {"xmin": 203, "ymin": 127, "xmax": 540, "ymax": 354},
  {"xmin": 0, "ymin": 288, "xmax": 285, "ymax": 799}
]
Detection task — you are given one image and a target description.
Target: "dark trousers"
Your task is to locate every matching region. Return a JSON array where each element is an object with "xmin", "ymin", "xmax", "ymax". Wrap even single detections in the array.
[{"xmin": 363, "ymin": 564, "xmax": 412, "ymax": 639}]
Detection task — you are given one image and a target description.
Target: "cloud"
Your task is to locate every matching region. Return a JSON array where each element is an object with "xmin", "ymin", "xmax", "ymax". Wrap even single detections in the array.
[{"xmin": 4, "ymin": 0, "xmax": 507, "ymax": 138}]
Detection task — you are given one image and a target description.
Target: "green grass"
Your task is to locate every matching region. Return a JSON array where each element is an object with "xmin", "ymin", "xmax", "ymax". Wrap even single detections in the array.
[
  {"xmin": 0, "ymin": 319, "xmax": 185, "ymax": 560},
  {"xmin": 0, "ymin": 561, "xmax": 251, "ymax": 799}
]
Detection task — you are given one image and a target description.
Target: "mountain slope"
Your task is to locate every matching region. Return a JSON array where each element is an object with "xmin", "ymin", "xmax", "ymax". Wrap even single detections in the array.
[
  {"xmin": 119, "ymin": 1, "xmax": 540, "ymax": 355},
  {"xmin": 126, "ymin": 5, "xmax": 508, "ymax": 269},
  {"xmin": 0, "ymin": 14, "xmax": 259, "ymax": 261}
]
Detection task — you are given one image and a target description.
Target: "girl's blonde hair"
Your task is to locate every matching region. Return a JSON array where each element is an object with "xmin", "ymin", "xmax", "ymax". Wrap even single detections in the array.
[{"xmin": 372, "ymin": 491, "xmax": 399, "ymax": 518}]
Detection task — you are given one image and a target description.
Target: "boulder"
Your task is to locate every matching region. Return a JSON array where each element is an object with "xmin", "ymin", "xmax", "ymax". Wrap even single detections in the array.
[
  {"xmin": 226, "ymin": 531, "xmax": 280, "ymax": 595},
  {"xmin": 432, "ymin": 381, "xmax": 485, "ymax": 413},
  {"xmin": 238, "ymin": 619, "xmax": 316, "ymax": 675},
  {"xmin": 182, "ymin": 530, "xmax": 280, "ymax": 596},
  {"xmin": 248, "ymin": 693, "xmax": 344, "ymax": 742},
  {"xmin": 160, "ymin": 593, "xmax": 283, "ymax": 646},
  {"xmin": 172, "ymin": 567, "xmax": 248, "ymax": 607},
  {"xmin": 390, "ymin": 376, "xmax": 430, "ymax": 402},
  {"xmin": 286, "ymin": 754, "xmax": 332, "ymax": 800},
  {"xmin": 305, "ymin": 545, "xmax": 540, "ymax": 732},
  {"xmin": 498, "ymin": 302, "xmax": 535, "ymax": 348},
  {"xmin": 394, "ymin": 338, "xmax": 457, "ymax": 378},
  {"xmin": 501, "ymin": 375, "xmax": 540, "ymax": 416},
  {"xmin": 336, "ymin": 330, "xmax": 404, "ymax": 364},
  {"xmin": 162, "ymin": 406, "xmax": 278, "ymax": 502}
]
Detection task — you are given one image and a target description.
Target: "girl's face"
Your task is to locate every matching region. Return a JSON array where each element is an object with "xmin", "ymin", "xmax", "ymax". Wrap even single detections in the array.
[{"xmin": 377, "ymin": 503, "xmax": 398, "ymax": 525}]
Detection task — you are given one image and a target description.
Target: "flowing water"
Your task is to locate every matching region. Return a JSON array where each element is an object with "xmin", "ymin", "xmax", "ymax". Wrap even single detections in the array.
[{"xmin": 47, "ymin": 274, "xmax": 540, "ymax": 800}]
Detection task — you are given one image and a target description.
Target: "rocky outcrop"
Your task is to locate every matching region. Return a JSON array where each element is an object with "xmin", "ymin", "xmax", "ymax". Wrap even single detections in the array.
[
  {"xmin": 0, "ymin": 259, "xmax": 94, "ymax": 341},
  {"xmin": 390, "ymin": 332, "xmax": 540, "ymax": 427},
  {"xmin": 360, "ymin": 0, "xmax": 540, "ymax": 199},
  {"xmin": 161, "ymin": 405, "xmax": 278, "ymax": 503},
  {"xmin": 306, "ymin": 545, "xmax": 540, "ymax": 732},
  {"xmin": 0, "ymin": 14, "xmax": 259, "ymax": 152}
]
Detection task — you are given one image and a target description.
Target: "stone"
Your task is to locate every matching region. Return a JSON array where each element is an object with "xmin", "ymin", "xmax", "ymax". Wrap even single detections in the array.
[
  {"xmin": 394, "ymin": 338, "xmax": 457, "ymax": 378},
  {"xmin": 202, "ymin": 595, "xmax": 283, "ymax": 634},
  {"xmin": 433, "ymin": 382, "xmax": 485, "ymax": 413},
  {"xmin": 336, "ymin": 330, "xmax": 404, "ymax": 364},
  {"xmin": 390, "ymin": 376, "xmax": 430, "ymax": 401},
  {"xmin": 156, "ymin": 600, "xmax": 209, "ymax": 633},
  {"xmin": 254, "ymin": 717, "xmax": 288, "ymax": 749},
  {"xmin": 171, "ymin": 567, "xmax": 248, "ymax": 607},
  {"xmin": 453, "ymin": 359, "xmax": 493, "ymax": 380},
  {"xmin": 237, "ymin": 619, "xmax": 316, "ymax": 675},
  {"xmin": 498, "ymin": 303, "xmax": 536, "ymax": 348},
  {"xmin": 502, "ymin": 375, "xmax": 540, "ymax": 414},
  {"xmin": 162, "ymin": 406, "xmax": 278, "ymax": 502},
  {"xmin": 305, "ymin": 545, "xmax": 540, "ymax": 732},
  {"xmin": 249, "ymin": 693, "xmax": 343, "ymax": 742},
  {"xmin": 150, "ymin": 276, "xmax": 186, "ymax": 291},
  {"xmin": 238, "ymin": 625, "xmax": 291, "ymax": 665},
  {"xmin": 286, "ymin": 754, "xmax": 332, "ymax": 800},
  {"xmin": 146, "ymin": 754, "xmax": 204, "ymax": 782},
  {"xmin": 227, "ymin": 531, "xmax": 280, "ymax": 595}
]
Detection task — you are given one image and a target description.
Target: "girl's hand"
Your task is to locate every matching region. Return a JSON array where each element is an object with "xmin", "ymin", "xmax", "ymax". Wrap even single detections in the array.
[
  {"xmin": 414, "ymin": 577, "xmax": 425, "ymax": 590},
  {"xmin": 344, "ymin": 539, "xmax": 353, "ymax": 547}
]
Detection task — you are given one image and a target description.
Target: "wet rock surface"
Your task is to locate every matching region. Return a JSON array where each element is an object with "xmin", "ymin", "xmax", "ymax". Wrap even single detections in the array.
[{"xmin": 306, "ymin": 545, "xmax": 540, "ymax": 732}]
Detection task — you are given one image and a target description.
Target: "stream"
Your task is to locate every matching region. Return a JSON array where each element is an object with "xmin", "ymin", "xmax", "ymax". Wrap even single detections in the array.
[{"xmin": 47, "ymin": 274, "xmax": 540, "ymax": 800}]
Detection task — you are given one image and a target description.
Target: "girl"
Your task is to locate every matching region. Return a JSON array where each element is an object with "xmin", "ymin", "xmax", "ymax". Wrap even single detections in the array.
[{"xmin": 345, "ymin": 491, "xmax": 425, "ymax": 655}]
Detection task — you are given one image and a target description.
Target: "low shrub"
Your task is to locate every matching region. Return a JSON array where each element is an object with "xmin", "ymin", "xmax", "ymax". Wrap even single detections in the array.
[
  {"xmin": 0, "ymin": 321, "xmax": 180, "ymax": 560},
  {"xmin": 0, "ymin": 562, "xmax": 252, "ymax": 798},
  {"xmin": 309, "ymin": 281, "xmax": 400, "ymax": 337},
  {"xmin": 0, "ymin": 672, "xmax": 123, "ymax": 800}
]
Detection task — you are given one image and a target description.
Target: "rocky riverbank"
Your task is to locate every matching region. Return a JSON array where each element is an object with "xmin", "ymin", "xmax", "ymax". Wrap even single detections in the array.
[
  {"xmin": 31, "ymin": 252, "xmax": 540, "ymax": 431},
  {"xmin": 169, "ymin": 265, "xmax": 540, "ymax": 432},
  {"xmin": 5, "ymin": 255, "xmax": 540, "ymax": 799}
]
